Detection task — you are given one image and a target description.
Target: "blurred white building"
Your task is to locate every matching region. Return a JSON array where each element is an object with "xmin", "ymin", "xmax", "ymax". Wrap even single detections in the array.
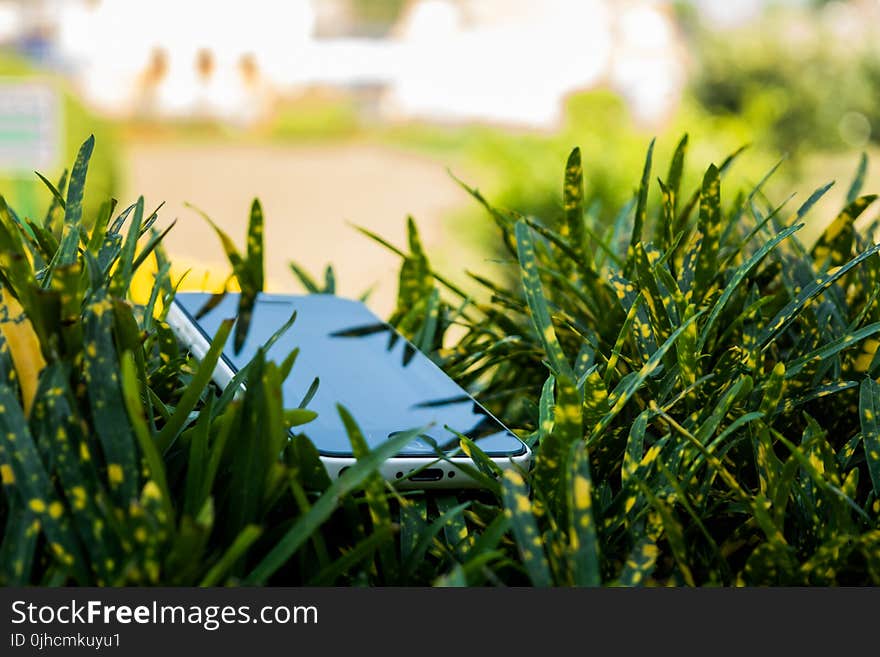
[{"xmin": 0, "ymin": 0, "xmax": 688, "ymax": 128}]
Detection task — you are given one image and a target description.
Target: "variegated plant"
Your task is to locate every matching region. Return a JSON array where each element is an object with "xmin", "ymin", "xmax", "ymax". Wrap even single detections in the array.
[
  {"xmin": 2, "ymin": 134, "xmax": 880, "ymax": 587},
  {"xmin": 362, "ymin": 139, "xmax": 880, "ymax": 585}
]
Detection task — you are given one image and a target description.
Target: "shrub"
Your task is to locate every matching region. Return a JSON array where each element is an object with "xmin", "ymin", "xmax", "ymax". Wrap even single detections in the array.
[
  {"xmin": 689, "ymin": 10, "xmax": 880, "ymax": 156},
  {"xmin": 396, "ymin": 140, "xmax": 880, "ymax": 585},
  {"xmin": 1, "ymin": 135, "xmax": 879, "ymax": 586}
]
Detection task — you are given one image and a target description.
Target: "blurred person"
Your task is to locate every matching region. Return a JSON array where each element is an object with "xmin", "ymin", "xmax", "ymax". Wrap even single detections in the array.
[
  {"xmin": 133, "ymin": 47, "xmax": 169, "ymax": 118},
  {"xmin": 193, "ymin": 47, "xmax": 216, "ymax": 120},
  {"xmin": 55, "ymin": 0, "xmax": 315, "ymax": 120},
  {"xmin": 236, "ymin": 53, "xmax": 277, "ymax": 127}
]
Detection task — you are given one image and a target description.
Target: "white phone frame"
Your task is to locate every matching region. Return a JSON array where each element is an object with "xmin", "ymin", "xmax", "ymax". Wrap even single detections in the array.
[{"xmin": 166, "ymin": 298, "xmax": 532, "ymax": 490}]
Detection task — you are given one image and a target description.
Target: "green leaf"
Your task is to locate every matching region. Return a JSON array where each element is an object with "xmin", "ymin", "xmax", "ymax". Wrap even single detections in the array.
[
  {"xmin": 183, "ymin": 395, "xmax": 215, "ymax": 517},
  {"xmin": 613, "ymin": 536, "xmax": 658, "ymax": 587},
  {"xmin": 699, "ymin": 223, "xmax": 803, "ymax": 350},
  {"xmin": 694, "ymin": 375, "xmax": 753, "ymax": 445},
  {"xmin": 846, "ymin": 152, "xmax": 868, "ymax": 204},
  {"xmin": 632, "ymin": 241, "xmax": 672, "ymax": 341},
  {"xmin": 0, "ymin": 505, "xmax": 38, "ymax": 585},
  {"xmin": 338, "ymin": 405, "xmax": 397, "ymax": 582},
  {"xmin": 536, "ymin": 374, "xmax": 555, "ymax": 445},
  {"xmin": 0, "ymin": 197, "xmax": 40, "ymax": 311},
  {"xmin": 401, "ymin": 499, "xmax": 470, "ymax": 581},
  {"xmin": 859, "ymin": 378, "xmax": 880, "ymax": 496},
  {"xmin": 561, "ymin": 147, "xmax": 592, "ymax": 271},
  {"xmin": 622, "ymin": 410, "xmax": 650, "ymax": 484},
  {"xmin": 245, "ymin": 424, "xmax": 428, "ymax": 584},
  {"xmin": 212, "ymin": 308, "xmax": 297, "ymax": 417},
  {"xmin": 785, "ymin": 323, "xmax": 880, "ymax": 380},
  {"xmin": 31, "ymin": 365, "xmax": 118, "ymax": 583},
  {"xmin": 656, "ymin": 178, "xmax": 675, "ymax": 252},
  {"xmin": 56, "ymin": 135, "xmax": 94, "ymax": 267},
  {"xmin": 502, "ymin": 469, "xmax": 552, "ymax": 587},
  {"xmin": 230, "ymin": 199, "xmax": 265, "ymax": 353},
  {"xmin": 458, "ymin": 433, "xmax": 503, "ymax": 479},
  {"xmin": 34, "ymin": 171, "xmax": 66, "ymax": 211},
  {"xmin": 758, "ymin": 244, "xmax": 880, "ymax": 349},
  {"xmin": 155, "ymin": 318, "xmax": 233, "ymax": 453},
  {"xmin": 591, "ymin": 310, "xmax": 703, "ymax": 439},
  {"xmin": 188, "ymin": 203, "xmax": 244, "ymax": 271},
  {"xmin": 694, "ymin": 164, "xmax": 721, "ymax": 295},
  {"xmin": 42, "ymin": 168, "xmax": 68, "ymax": 228},
  {"xmin": 654, "ymin": 134, "xmax": 688, "ymax": 248},
  {"xmin": 131, "ymin": 220, "xmax": 176, "ymax": 274},
  {"xmin": 109, "ymin": 196, "xmax": 144, "ymax": 298},
  {"xmin": 533, "ymin": 372, "xmax": 581, "ymax": 517},
  {"xmin": 604, "ymin": 288, "xmax": 643, "ymax": 384},
  {"xmin": 638, "ymin": 486, "xmax": 695, "ymax": 586},
  {"xmin": 308, "ymin": 526, "xmax": 395, "ymax": 585},
  {"xmin": 323, "ymin": 265, "xmax": 335, "ymax": 294},
  {"xmin": 289, "ymin": 262, "xmax": 321, "ymax": 293},
  {"xmin": 449, "ymin": 172, "xmax": 518, "ymax": 258},
  {"xmin": 120, "ymin": 351, "xmax": 173, "ymax": 524},
  {"xmin": 82, "ymin": 293, "xmax": 138, "ymax": 504},
  {"xmin": 667, "ymin": 134, "xmax": 688, "ymax": 213},
  {"xmin": 515, "ymin": 220, "xmax": 572, "ymax": 378},
  {"xmin": 676, "ymin": 144, "xmax": 747, "ymax": 231},
  {"xmin": 187, "ymin": 202, "xmax": 262, "ymax": 354},
  {"xmin": 567, "ymin": 441, "xmax": 600, "ymax": 586},
  {"xmin": 627, "ymin": 138, "xmax": 655, "ymax": 269},
  {"xmin": 246, "ymin": 199, "xmax": 265, "ymax": 289},
  {"xmin": 399, "ymin": 495, "xmax": 427, "ymax": 564},
  {"xmin": 792, "ymin": 181, "xmax": 834, "ymax": 224},
  {"xmin": 675, "ymin": 303, "xmax": 699, "ymax": 397},
  {"xmin": 760, "ymin": 363, "xmax": 787, "ymax": 416},
  {"xmin": 811, "ymin": 194, "xmax": 877, "ymax": 270},
  {"xmin": 436, "ymin": 493, "xmax": 470, "ymax": 557},
  {"xmin": 581, "ymin": 366, "xmax": 610, "ymax": 425},
  {"xmin": 0, "ymin": 381, "xmax": 88, "ymax": 583},
  {"xmin": 199, "ymin": 525, "xmax": 262, "ymax": 586},
  {"xmin": 393, "ymin": 217, "xmax": 433, "ymax": 323}
]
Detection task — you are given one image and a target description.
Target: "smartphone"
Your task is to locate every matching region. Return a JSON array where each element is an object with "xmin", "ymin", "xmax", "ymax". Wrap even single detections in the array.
[{"xmin": 167, "ymin": 292, "xmax": 531, "ymax": 488}]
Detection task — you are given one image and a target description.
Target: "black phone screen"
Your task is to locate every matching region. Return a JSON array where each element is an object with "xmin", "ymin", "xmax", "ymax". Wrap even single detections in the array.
[{"xmin": 174, "ymin": 292, "xmax": 526, "ymax": 458}]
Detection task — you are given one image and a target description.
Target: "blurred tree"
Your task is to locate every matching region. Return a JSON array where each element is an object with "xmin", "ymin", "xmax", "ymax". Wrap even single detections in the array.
[
  {"xmin": 689, "ymin": 8, "xmax": 879, "ymax": 156},
  {"xmin": 316, "ymin": 0, "xmax": 408, "ymax": 37},
  {"xmin": 351, "ymin": 0, "xmax": 408, "ymax": 29}
]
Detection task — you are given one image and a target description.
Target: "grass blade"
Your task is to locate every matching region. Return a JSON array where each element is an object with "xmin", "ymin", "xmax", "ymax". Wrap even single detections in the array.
[
  {"xmin": 567, "ymin": 441, "xmax": 600, "ymax": 586},
  {"xmin": 757, "ymin": 244, "xmax": 880, "ymax": 349},
  {"xmin": 859, "ymin": 378, "xmax": 880, "ymax": 496},
  {"xmin": 502, "ymin": 469, "xmax": 552, "ymax": 586},
  {"xmin": 561, "ymin": 146, "xmax": 592, "ymax": 271},
  {"xmin": 699, "ymin": 223, "xmax": 803, "ymax": 349},
  {"xmin": 627, "ymin": 138, "xmax": 655, "ymax": 271},
  {"xmin": 245, "ymin": 423, "xmax": 428, "ymax": 584},
  {"xmin": 515, "ymin": 220, "xmax": 572, "ymax": 378},
  {"xmin": 56, "ymin": 135, "xmax": 94, "ymax": 267},
  {"xmin": 155, "ymin": 319, "xmax": 233, "ymax": 452},
  {"xmin": 846, "ymin": 152, "xmax": 868, "ymax": 204},
  {"xmin": 338, "ymin": 406, "xmax": 398, "ymax": 581}
]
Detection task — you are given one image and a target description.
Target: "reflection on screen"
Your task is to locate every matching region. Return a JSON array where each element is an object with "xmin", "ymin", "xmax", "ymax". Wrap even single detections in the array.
[{"xmin": 174, "ymin": 293, "xmax": 526, "ymax": 457}]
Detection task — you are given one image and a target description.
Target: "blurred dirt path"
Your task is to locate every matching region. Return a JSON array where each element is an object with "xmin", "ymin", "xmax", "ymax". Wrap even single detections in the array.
[{"xmin": 122, "ymin": 141, "xmax": 470, "ymax": 317}]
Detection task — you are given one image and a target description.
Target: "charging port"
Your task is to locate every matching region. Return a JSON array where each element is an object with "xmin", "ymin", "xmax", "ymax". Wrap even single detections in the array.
[{"xmin": 408, "ymin": 468, "xmax": 444, "ymax": 482}]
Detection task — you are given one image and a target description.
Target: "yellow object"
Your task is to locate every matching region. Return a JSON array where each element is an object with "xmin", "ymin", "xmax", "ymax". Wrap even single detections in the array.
[
  {"xmin": 128, "ymin": 256, "xmax": 239, "ymax": 313},
  {"xmin": 0, "ymin": 288, "xmax": 46, "ymax": 416}
]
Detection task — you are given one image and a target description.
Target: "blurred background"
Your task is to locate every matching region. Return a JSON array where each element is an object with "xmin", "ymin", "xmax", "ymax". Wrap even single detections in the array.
[{"xmin": 0, "ymin": 0, "xmax": 878, "ymax": 315}]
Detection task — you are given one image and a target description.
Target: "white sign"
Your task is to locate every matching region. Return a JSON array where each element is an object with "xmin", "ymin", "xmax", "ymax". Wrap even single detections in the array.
[{"xmin": 0, "ymin": 80, "xmax": 61, "ymax": 176}]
